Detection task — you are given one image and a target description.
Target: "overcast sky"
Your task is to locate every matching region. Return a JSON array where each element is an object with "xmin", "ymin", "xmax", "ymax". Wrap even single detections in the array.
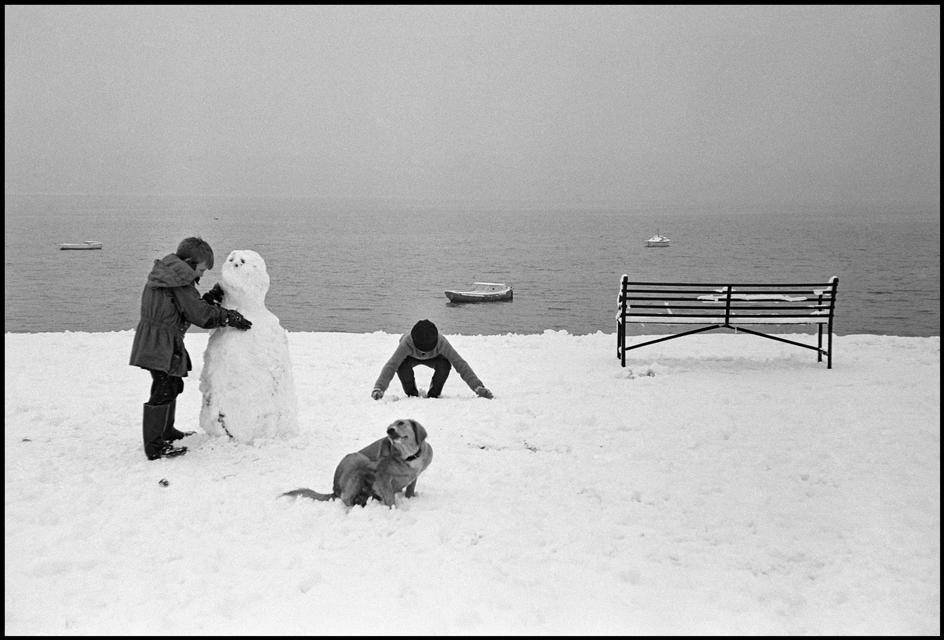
[{"xmin": 4, "ymin": 5, "xmax": 940, "ymax": 208}]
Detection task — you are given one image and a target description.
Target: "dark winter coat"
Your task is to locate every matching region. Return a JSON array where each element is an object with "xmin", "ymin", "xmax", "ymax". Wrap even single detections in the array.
[{"xmin": 129, "ymin": 254, "xmax": 229, "ymax": 376}]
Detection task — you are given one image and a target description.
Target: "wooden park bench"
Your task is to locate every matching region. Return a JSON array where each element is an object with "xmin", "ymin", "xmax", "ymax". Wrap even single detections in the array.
[{"xmin": 616, "ymin": 275, "xmax": 839, "ymax": 368}]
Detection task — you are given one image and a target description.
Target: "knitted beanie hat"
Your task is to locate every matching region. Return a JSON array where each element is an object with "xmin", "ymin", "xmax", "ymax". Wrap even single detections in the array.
[{"xmin": 410, "ymin": 319, "xmax": 439, "ymax": 351}]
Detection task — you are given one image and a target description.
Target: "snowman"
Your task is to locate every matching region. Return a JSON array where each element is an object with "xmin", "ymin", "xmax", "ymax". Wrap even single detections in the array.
[{"xmin": 199, "ymin": 249, "xmax": 299, "ymax": 441}]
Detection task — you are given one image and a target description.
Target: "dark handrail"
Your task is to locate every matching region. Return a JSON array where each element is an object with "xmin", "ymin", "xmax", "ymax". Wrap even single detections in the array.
[{"xmin": 624, "ymin": 281, "xmax": 836, "ymax": 287}]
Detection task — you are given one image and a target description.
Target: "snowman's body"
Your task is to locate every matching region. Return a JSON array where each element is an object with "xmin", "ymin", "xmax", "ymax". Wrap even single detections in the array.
[{"xmin": 199, "ymin": 250, "xmax": 298, "ymax": 441}]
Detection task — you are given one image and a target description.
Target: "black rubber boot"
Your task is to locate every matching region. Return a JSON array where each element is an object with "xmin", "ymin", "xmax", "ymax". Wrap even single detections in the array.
[
  {"xmin": 163, "ymin": 398, "xmax": 195, "ymax": 441},
  {"xmin": 143, "ymin": 403, "xmax": 187, "ymax": 460}
]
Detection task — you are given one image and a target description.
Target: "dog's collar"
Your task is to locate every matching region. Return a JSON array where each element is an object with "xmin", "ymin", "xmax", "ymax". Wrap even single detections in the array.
[{"xmin": 403, "ymin": 449, "xmax": 423, "ymax": 462}]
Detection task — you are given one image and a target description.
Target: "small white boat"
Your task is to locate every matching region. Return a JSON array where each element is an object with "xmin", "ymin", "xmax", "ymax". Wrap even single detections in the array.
[
  {"xmin": 59, "ymin": 240, "xmax": 103, "ymax": 250},
  {"xmin": 645, "ymin": 231, "xmax": 671, "ymax": 247},
  {"xmin": 444, "ymin": 282, "xmax": 513, "ymax": 303}
]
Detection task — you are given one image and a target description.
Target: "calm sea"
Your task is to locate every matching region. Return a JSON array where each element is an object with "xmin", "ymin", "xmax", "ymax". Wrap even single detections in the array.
[{"xmin": 4, "ymin": 194, "xmax": 940, "ymax": 336}]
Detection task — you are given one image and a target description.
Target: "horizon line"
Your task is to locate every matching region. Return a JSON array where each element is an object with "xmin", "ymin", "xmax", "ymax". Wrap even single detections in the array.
[{"xmin": 3, "ymin": 191, "xmax": 940, "ymax": 211}]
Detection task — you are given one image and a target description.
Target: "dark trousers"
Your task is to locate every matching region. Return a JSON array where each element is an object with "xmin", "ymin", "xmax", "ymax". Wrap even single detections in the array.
[
  {"xmin": 142, "ymin": 370, "xmax": 185, "ymax": 457},
  {"xmin": 397, "ymin": 355, "xmax": 452, "ymax": 398},
  {"xmin": 148, "ymin": 369, "xmax": 184, "ymax": 405}
]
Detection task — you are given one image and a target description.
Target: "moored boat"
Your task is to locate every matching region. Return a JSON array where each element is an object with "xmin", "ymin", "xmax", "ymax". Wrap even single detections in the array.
[
  {"xmin": 444, "ymin": 282, "xmax": 513, "ymax": 303},
  {"xmin": 59, "ymin": 240, "xmax": 103, "ymax": 250},
  {"xmin": 645, "ymin": 231, "xmax": 671, "ymax": 247}
]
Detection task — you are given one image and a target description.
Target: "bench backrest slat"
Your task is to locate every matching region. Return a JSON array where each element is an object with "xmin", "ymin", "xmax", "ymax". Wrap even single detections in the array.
[
  {"xmin": 625, "ymin": 289, "xmax": 836, "ymax": 296},
  {"xmin": 624, "ymin": 281, "xmax": 834, "ymax": 288}
]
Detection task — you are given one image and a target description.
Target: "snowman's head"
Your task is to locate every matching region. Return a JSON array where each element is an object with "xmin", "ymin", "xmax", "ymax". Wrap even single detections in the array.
[{"xmin": 220, "ymin": 249, "xmax": 270, "ymax": 306}]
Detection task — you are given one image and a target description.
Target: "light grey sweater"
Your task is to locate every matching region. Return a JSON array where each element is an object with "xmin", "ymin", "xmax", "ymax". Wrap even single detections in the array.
[{"xmin": 373, "ymin": 334, "xmax": 484, "ymax": 393}]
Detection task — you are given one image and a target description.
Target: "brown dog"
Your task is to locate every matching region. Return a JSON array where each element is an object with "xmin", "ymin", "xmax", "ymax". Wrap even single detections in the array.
[{"xmin": 281, "ymin": 419, "xmax": 432, "ymax": 507}]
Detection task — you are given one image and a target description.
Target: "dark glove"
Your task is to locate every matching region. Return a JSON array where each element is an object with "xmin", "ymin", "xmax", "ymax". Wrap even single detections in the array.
[
  {"xmin": 202, "ymin": 283, "xmax": 224, "ymax": 306},
  {"xmin": 224, "ymin": 309, "xmax": 252, "ymax": 330}
]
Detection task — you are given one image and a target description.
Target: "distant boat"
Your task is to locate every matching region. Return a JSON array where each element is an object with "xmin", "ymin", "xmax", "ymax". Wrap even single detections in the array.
[
  {"xmin": 645, "ymin": 231, "xmax": 671, "ymax": 247},
  {"xmin": 444, "ymin": 282, "xmax": 513, "ymax": 303},
  {"xmin": 59, "ymin": 240, "xmax": 102, "ymax": 250}
]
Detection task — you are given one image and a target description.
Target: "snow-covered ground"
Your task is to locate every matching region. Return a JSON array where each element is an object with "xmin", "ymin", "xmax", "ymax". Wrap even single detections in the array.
[{"xmin": 4, "ymin": 330, "xmax": 940, "ymax": 634}]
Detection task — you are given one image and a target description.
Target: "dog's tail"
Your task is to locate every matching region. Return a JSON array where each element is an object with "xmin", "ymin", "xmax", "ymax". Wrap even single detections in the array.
[{"xmin": 280, "ymin": 488, "xmax": 334, "ymax": 501}]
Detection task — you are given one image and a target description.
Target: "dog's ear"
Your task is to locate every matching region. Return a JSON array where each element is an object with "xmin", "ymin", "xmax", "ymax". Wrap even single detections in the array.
[{"xmin": 411, "ymin": 420, "xmax": 427, "ymax": 445}]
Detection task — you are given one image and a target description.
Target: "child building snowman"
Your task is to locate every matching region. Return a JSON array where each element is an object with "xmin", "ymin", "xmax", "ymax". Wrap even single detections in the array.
[{"xmin": 199, "ymin": 249, "xmax": 299, "ymax": 441}]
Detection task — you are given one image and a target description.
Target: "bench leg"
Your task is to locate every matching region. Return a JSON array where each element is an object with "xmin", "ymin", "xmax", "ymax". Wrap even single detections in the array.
[
  {"xmin": 827, "ymin": 328, "xmax": 833, "ymax": 369},
  {"xmin": 617, "ymin": 321, "xmax": 625, "ymax": 366},
  {"xmin": 621, "ymin": 324, "xmax": 627, "ymax": 367}
]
